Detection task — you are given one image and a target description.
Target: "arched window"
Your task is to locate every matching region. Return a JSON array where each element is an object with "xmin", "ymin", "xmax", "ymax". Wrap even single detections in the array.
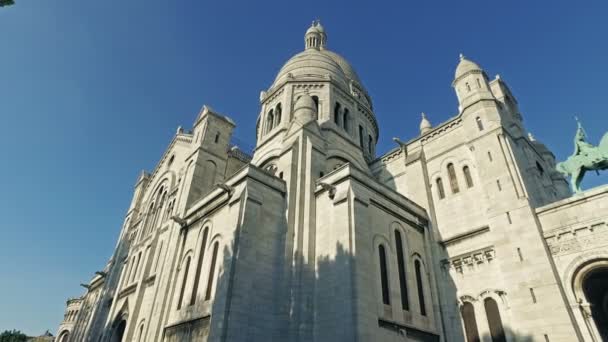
[
  {"xmin": 190, "ymin": 228, "xmax": 210, "ymax": 306},
  {"xmin": 274, "ymin": 103, "xmax": 282, "ymax": 127},
  {"xmin": 415, "ymin": 259, "xmax": 426, "ymax": 316},
  {"xmin": 394, "ymin": 230, "xmax": 409, "ymax": 310},
  {"xmin": 463, "ymin": 166, "xmax": 474, "ymax": 188},
  {"xmin": 476, "ymin": 117, "xmax": 484, "ymax": 131},
  {"xmin": 484, "ymin": 298, "xmax": 506, "ymax": 342},
  {"xmin": 312, "ymin": 96, "xmax": 319, "ymax": 119},
  {"xmin": 378, "ymin": 245, "xmax": 390, "ymax": 305},
  {"xmin": 436, "ymin": 178, "xmax": 445, "ymax": 199},
  {"xmin": 205, "ymin": 242, "xmax": 220, "ymax": 301},
  {"xmin": 447, "ymin": 163, "xmax": 460, "ymax": 193},
  {"xmin": 461, "ymin": 302, "xmax": 480, "ymax": 342},
  {"xmin": 358, "ymin": 125, "xmax": 364, "ymax": 147},
  {"xmin": 265, "ymin": 109, "xmax": 274, "ymax": 134},
  {"xmin": 343, "ymin": 109, "xmax": 350, "ymax": 132},
  {"xmin": 334, "ymin": 102, "xmax": 341, "ymax": 125},
  {"xmin": 177, "ymin": 256, "xmax": 191, "ymax": 310}
]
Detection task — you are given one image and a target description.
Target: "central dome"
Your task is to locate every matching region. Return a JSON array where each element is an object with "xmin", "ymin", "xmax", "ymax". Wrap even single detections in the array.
[{"xmin": 270, "ymin": 21, "xmax": 366, "ymax": 94}]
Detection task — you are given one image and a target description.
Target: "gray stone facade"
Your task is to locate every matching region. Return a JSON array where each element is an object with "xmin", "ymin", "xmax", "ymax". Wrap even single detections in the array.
[{"xmin": 56, "ymin": 21, "xmax": 608, "ymax": 342}]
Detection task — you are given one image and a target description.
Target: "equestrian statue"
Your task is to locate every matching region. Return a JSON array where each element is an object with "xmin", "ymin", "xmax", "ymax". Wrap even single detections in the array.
[{"xmin": 556, "ymin": 119, "xmax": 608, "ymax": 193}]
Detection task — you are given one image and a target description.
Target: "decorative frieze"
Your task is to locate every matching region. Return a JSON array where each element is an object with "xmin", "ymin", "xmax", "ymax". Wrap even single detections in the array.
[
  {"xmin": 545, "ymin": 221, "xmax": 608, "ymax": 255},
  {"xmin": 442, "ymin": 246, "xmax": 495, "ymax": 274}
]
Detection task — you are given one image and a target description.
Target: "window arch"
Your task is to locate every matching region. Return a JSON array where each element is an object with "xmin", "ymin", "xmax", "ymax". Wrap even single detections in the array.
[
  {"xmin": 177, "ymin": 256, "xmax": 191, "ymax": 310},
  {"xmin": 394, "ymin": 230, "xmax": 409, "ymax": 310},
  {"xmin": 274, "ymin": 103, "xmax": 282, "ymax": 128},
  {"xmin": 461, "ymin": 302, "xmax": 480, "ymax": 342},
  {"xmin": 484, "ymin": 298, "xmax": 506, "ymax": 342},
  {"xmin": 205, "ymin": 241, "xmax": 220, "ymax": 301},
  {"xmin": 190, "ymin": 227, "xmax": 210, "ymax": 306},
  {"xmin": 334, "ymin": 102, "xmax": 341, "ymax": 125},
  {"xmin": 447, "ymin": 163, "xmax": 460, "ymax": 193},
  {"xmin": 378, "ymin": 245, "xmax": 390, "ymax": 305},
  {"xmin": 415, "ymin": 259, "xmax": 426, "ymax": 316},
  {"xmin": 476, "ymin": 117, "xmax": 484, "ymax": 131},
  {"xmin": 137, "ymin": 322, "xmax": 145, "ymax": 342},
  {"xmin": 463, "ymin": 166, "xmax": 474, "ymax": 188},
  {"xmin": 436, "ymin": 178, "xmax": 445, "ymax": 199}
]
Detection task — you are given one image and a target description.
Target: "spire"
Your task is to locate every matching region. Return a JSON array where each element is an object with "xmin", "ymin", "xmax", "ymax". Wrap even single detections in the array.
[
  {"xmin": 305, "ymin": 20, "xmax": 327, "ymax": 50},
  {"xmin": 420, "ymin": 112, "xmax": 432, "ymax": 135}
]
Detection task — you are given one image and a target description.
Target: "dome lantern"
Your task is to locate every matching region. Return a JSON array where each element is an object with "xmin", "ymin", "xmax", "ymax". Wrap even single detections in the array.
[{"xmin": 305, "ymin": 20, "xmax": 326, "ymax": 50}]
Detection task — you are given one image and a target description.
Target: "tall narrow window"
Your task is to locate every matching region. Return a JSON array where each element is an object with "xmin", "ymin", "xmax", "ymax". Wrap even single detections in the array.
[
  {"xmin": 368, "ymin": 135, "xmax": 373, "ymax": 155},
  {"xmin": 190, "ymin": 228, "xmax": 209, "ymax": 306},
  {"xmin": 312, "ymin": 96, "xmax": 319, "ymax": 119},
  {"xmin": 137, "ymin": 323, "xmax": 145, "ymax": 342},
  {"xmin": 334, "ymin": 102, "xmax": 341, "ymax": 125},
  {"xmin": 415, "ymin": 259, "xmax": 426, "ymax": 316},
  {"xmin": 466, "ymin": 82, "xmax": 471, "ymax": 91},
  {"xmin": 536, "ymin": 161, "xmax": 544, "ymax": 176},
  {"xmin": 177, "ymin": 256, "xmax": 191, "ymax": 310},
  {"xmin": 484, "ymin": 298, "xmax": 506, "ymax": 342},
  {"xmin": 394, "ymin": 230, "xmax": 409, "ymax": 310},
  {"xmin": 205, "ymin": 242, "xmax": 220, "ymax": 301},
  {"xmin": 463, "ymin": 166, "xmax": 474, "ymax": 188},
  {"xmin": 359, "ymin": 125, "xmax": 364, "ymax": 147},
  {"xmin": 476, "ymin": 78, "xmax": 482, "ymax": 88},
  {"xmin": 214, "ymin": 133, "xmax": 220, "ymax": 143},
  {"xmin": 447, "ymin": 163, "xmax": 460, "ymax": 193},
  {"xmin": 154, "ymin": 241, "xmax": 164, "ymax": 272},
  {"xmin": 378, "ymin": 245, "xmax": 390, "ymax": 305},
  {"xmin": 461, "ymin": 302, "xmax": 480, "ymax": 342},
  {"xmin": 265, "ymin": 109, "xmax": 274, "ymax": 134},
  {"xmin": 436, "ymin": 178, "xmax": 445, "ymax": 199},
  {"xmin": 131, "ymin": 252, "xmax": 141, "ymax": 282},
  {"xmin": 476, "ymin": 117, "xmax": 484, "ymax": 131},
  {"xmin": 274, "ymin": 103, "xmax": 282, "ymax": 127},
  {"xmin": 343, "ymin": 109, "xmax": 350, "ymax": 132}
]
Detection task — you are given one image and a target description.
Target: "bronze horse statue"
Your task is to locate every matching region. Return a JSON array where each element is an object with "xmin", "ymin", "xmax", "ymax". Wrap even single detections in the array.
[{"xmin": 556, "ymin": 121, "xmax": 608, "ymax": 193}]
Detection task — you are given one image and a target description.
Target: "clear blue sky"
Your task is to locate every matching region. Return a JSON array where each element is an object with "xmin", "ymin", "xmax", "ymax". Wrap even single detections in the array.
[{"xmin": 1, "ymin": 0, "xmax": 607, "ymax": 335}]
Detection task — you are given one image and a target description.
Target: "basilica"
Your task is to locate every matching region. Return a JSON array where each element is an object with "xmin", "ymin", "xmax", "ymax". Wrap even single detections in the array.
[{"xmin": 56, "ymin": 21, "xmax": 608, "ymax": 342}]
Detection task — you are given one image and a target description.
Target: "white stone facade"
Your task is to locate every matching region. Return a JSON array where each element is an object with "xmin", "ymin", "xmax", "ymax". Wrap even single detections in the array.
[{"xmin": 56, "ymin": 21, "xmax": 607, "ymax": 342}]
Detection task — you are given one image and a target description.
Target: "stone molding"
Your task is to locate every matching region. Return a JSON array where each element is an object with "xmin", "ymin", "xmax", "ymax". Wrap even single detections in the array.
[{"xmin": 442, "ymin": 245, "xmax": 495, "ymax": 274}]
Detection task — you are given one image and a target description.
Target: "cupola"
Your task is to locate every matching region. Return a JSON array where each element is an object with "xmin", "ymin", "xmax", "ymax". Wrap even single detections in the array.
[{"xmin": 305, "ymin": 20, "xmax": 326, "ymax": 50}]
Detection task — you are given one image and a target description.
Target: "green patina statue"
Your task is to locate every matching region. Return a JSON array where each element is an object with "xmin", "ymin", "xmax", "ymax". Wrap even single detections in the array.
[{"xmin": 556, "ymin": 119, "xmax": 608, "ymax": 193}]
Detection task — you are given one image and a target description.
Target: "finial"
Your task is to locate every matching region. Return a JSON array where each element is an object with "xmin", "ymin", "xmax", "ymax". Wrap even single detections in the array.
[
  {"xmin": 495, "ymin": 74, "xmax": 501, "ymax": 80},
  {"xmin": 421, "ymin": 112, "xmax": 427, "ymax": 119},
  {"xmin": 459, "ymin": 53, "xmax": 465, "ymax": 60},
  {"xmin": 528, "ymin": 132, "xmax": 536, "ymax": 141}
]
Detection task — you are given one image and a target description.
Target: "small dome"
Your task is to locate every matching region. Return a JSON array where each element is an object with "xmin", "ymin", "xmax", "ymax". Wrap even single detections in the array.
[
  {"xmin": 420, "ymin": 112, "xmax": 432, "ymax": 134},
  {"xmin": 293, "ymin": 93, "xmax": 317, "ymax": 123},
  {"xmin": 455, "ymin": 54, "xmax": 483, "ymax": 80}
]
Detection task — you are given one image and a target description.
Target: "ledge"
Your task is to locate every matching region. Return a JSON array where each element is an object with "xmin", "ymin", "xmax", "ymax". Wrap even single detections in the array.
[
  {"xmin": 378, "ymin": 318, "xmax": 440, "ymax": 342},
  {"xmin": 439, "ymin": 225, "xmax": 490, "ymax": 246}
]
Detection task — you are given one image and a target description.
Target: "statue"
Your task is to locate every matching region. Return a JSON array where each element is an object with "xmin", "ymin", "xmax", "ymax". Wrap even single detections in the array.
[{"xmin": 556, "ymin": 118, "xmax": 608, "ymax": 193}]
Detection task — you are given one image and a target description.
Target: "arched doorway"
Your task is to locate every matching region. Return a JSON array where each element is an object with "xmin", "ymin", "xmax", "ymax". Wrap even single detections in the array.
[
  {"xmin": 110, "ymin": 319, "xmax": 127, "ymax": 342},
  {"xmin": 582, "ymin": 267, "xmax": 608, "ymax": 341},
  {"xmin": 58, "ymin": 330, "xmax": 69, "ymax": 342}
]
